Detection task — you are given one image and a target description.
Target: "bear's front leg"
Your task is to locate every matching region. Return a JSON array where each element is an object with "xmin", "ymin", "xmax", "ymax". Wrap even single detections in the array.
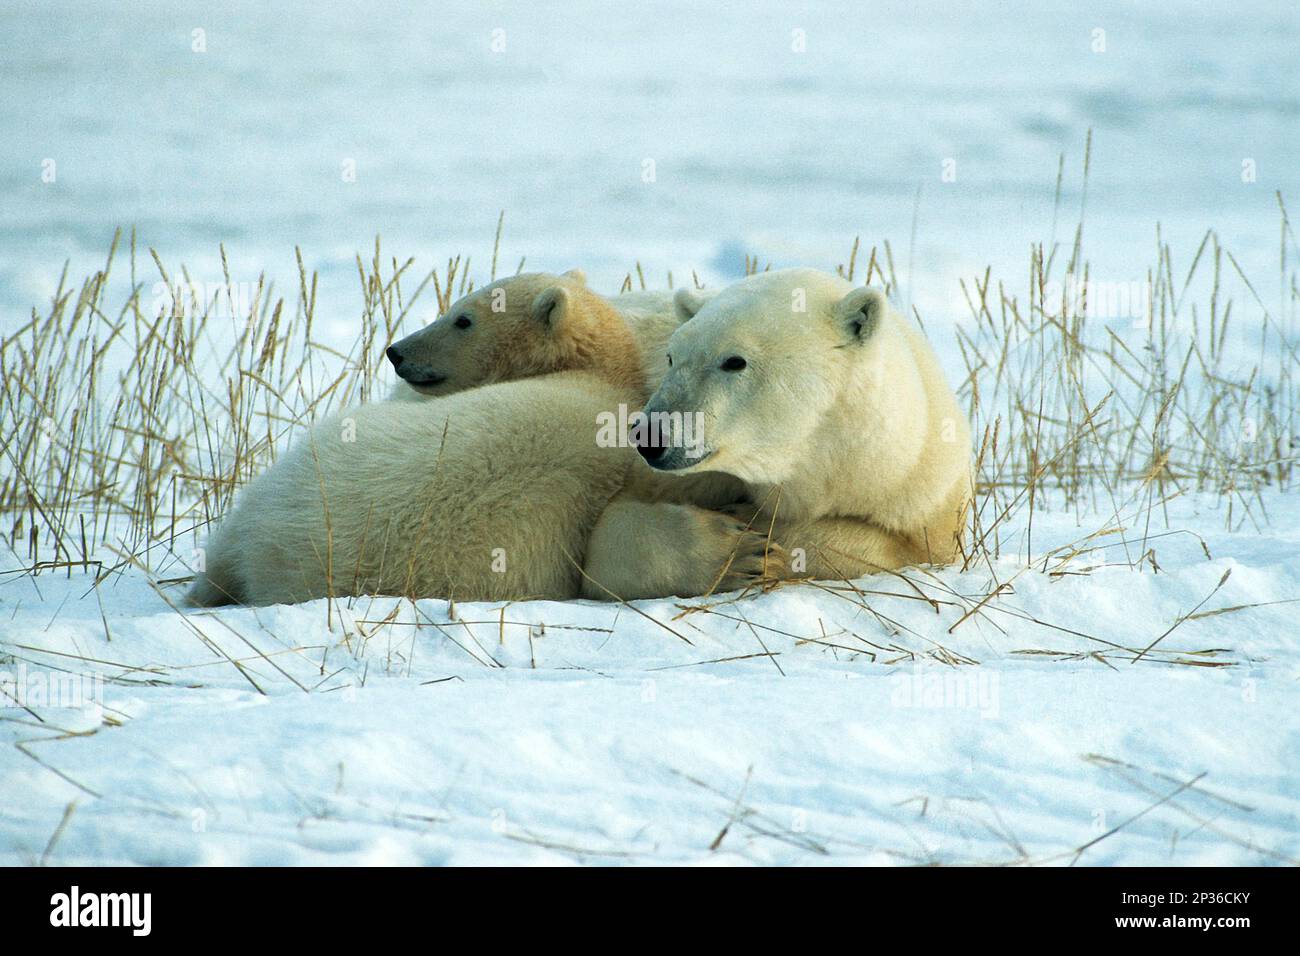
[
  {"xmin": 580, "ymin": 496, "xmax": 785, "ymax": 601},
  {"xmin": 766, "ymin": 514, "xmax": 934, "ymax": 580}
]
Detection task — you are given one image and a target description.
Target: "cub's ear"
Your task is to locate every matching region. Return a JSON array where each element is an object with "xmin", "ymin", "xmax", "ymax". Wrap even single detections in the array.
[
  {"xmin": 531, "ymin": 286, "xmax": 572, "ymax": 329},
  {"xmin": 673, "ymin": 286, "xmax": 716, "ymax": 322},
  {"xmin": 833, "ymin": 286, "xmax": 888, "ymax": 344},
  {"xmin": 562, "ymin": 268, "xmax": 587, "ymax": 286}
]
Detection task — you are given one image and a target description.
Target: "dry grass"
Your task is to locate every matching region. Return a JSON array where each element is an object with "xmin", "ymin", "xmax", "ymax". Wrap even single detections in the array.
[
  {"xmin": 5, "ymin": 171, "xmax": 1297, "ymax": 866},
  {"xmin": 0, "ymin": 230, "xmax": 450, "ymax": 585},
  {"xmin": 1, "ymin": 154, "xmax": 1297, "ymax": 671}
]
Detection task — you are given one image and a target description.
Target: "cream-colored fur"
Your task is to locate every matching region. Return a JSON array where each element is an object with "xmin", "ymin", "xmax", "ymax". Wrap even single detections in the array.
[
  {"xmin": 604, "ymin": 288, "xmax": 703, "ymax": 386},
  {"xmin": 382, "ymin": 280, "xmax": 757, "ymax": 598},
  {"xmin": 579, "ymin": 268, "xmax": 972, "ymax": 599},
  {"xmin": 386, "ymin": 278, "xmax": 746, "ymax": 511},
  {"xmin": 187, "ymin": 274, "xmax": 653, "ymax": 606},
  {"xmin": 386, "ymin": 283, "xmax": 714, "ymax": 404},
  {"xmin": 385, "ymin": 269, "xmax": 641, "ymax": 403},
  {"xmin": 574, "ymin": 286, "xmax": 760, "ymax": 592}
]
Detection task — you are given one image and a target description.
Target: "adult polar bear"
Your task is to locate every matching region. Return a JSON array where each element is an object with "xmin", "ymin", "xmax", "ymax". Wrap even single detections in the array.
[{"xmin": 578, "ymin": 268, "xmax": 972, "ymax": 599}]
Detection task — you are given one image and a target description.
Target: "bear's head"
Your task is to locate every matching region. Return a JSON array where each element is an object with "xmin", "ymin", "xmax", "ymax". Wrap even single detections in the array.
[
  {"xmin": 633, "ymin": 268, "xmax": 927, "ymax": 488},
  {"xmin": 387, "ymin": 270, "xmax": 644, "ymax": 398}
]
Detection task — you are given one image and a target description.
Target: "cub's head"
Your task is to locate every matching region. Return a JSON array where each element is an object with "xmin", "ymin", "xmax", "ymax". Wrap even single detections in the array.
[
  {"xmin": 387, "ymin": 270, "xmax": 642, "ymax": 398},
  {"xmin": 633, "ymin": 268, "xmax": 901, "ymax": 484}
]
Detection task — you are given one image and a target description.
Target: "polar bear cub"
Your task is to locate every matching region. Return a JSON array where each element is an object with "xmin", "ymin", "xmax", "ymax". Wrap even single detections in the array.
[
  {"xmin": 579, "ymin": 268, "xmax": 972, "ymax": 599},
  {"xmin": 186, "ymin": 272, "xmax": 650, "ymax": 606},
  {"xmin": 384, "ymin": 268, "xmax": 640, "ymax": 401},
  {"xmin": 385, "ymin": 282, "xmax": 705, "ymax": 403}
]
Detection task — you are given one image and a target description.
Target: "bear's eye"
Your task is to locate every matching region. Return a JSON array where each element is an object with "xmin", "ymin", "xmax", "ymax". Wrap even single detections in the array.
[
  {"xmin": 667, "ymin": 354, "xmax": 673, "ymax": 367},
  {"xmin": 720, "ymin": 355, "xmax": 747, "ymax": 372},
  {"xmin": 453, "ymin": 315, "xmax": 472, "ymax": 329}
]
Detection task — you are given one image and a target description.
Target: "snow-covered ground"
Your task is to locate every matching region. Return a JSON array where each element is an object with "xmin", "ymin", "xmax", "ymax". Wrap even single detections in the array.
[{"xmin": 2, "ymin": 493, "xmax": 1297, "ymax": 865}]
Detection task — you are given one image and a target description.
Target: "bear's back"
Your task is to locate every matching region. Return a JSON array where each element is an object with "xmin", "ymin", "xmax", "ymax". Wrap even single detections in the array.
[{"xmin": 233, "ymin": 370, "xmax": 641, "ymax": 604}]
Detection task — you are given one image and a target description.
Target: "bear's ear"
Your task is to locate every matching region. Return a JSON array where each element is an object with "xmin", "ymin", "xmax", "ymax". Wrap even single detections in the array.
[
  {"xmin": 833, "ymin": 286, "xmax": 888, "ymax": 345},
  {"xmin": 562, "ymin": 268, "xmax": 587, "ymax": 286},
  {"xmin": 531, "ymin": 286, "xmax": 571, "ymax": 330},
  {"xmin": 673, "ymin": 286, "xmax": 713, "ymax": 321}
]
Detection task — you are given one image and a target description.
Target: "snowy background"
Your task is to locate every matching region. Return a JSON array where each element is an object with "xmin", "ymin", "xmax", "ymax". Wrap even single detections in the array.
[
  {"xmin": 3, "ymin": 0, "xmax": 1297, "ymax": 316},
  {"xmin": 2, "ymin": 0, "xmax": 1298, "ymax": 864},
  {"xmin": 4, "ymin": 498, "xmax": 1299, "ymax": 865}
]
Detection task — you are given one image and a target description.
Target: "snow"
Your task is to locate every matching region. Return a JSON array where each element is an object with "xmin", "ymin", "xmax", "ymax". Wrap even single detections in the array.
[
  {"xmin": 2, "ymin": 1, "xmax": 1298, "ymax": 865},
  {"xmin": 2, "ymin": 1, "xmax": 1297, "ymax": 320},
  {"xmin": 3, "ymin": 495, "xmax": 1297, "ymax": 865}
]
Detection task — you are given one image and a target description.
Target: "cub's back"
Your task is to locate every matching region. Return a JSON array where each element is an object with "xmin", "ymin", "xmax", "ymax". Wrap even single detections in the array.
[{"xmin": 235, "ymin": 370, "xmax": 639, "ymax": 604}]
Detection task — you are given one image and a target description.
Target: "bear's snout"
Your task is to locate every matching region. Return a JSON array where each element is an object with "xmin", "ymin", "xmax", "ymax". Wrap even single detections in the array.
[
  {"xmin": 387, "ymin": 345, "xmax": 446, "ymax": 388},
  {"xmin": 634, "ymin": 431, "xmax": 666, "ymax": 463}
]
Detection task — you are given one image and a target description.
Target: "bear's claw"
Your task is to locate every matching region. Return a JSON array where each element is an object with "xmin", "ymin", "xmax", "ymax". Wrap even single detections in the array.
[{"xmin": 703, "ymin": 508, "xmax": 789, "ymax": 595}]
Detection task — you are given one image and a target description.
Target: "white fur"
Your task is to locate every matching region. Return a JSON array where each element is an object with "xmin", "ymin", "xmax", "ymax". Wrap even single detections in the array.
[
  {"xmin": 191, "ymin": 270, "xmax": 967, "ymax": 607},
  {"xmin": 187, "ymin": 274, "xmax": 651, "ymax": 606},
  {"xmin": 188, "ymin": 373, "xmax": 640, "ymax": 605},
  {"xmin": 387, "ymin": 285, "xmax": 719, "ymax": 405},
  {"xmin": 580, "ymin": 268, "xmax": 972, "ymax": 598}
]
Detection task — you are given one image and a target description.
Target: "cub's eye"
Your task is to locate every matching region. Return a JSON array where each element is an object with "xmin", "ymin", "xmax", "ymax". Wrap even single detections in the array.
[
  {"xmin": 453, "ymin": 315, "xmax": 472, "ymax": 329},
  {"xmin": 720, "ymin": 355, "xmax": 747, "ymax": 371},
  {"xmin": 667, "ymin": 354, "xmax": 673, "ymax": 367}
]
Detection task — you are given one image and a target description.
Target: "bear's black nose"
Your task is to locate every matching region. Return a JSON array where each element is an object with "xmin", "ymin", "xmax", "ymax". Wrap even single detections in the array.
[
  {"xmin": 635, "ymin": 437, "xmax": 665, "ymax": 462},
  {"xmin": 386, "ymin": 345, "xmax": 404, "ymax": 369}
]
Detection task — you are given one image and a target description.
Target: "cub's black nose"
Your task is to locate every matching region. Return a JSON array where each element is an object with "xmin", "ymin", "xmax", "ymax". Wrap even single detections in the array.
[{"xmin": 386, "ymin": 345, "xmax": 404, "ymax": 369}]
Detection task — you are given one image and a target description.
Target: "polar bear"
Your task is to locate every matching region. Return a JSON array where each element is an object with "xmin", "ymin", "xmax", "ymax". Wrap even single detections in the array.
[
  {"xmin": 378, "ymin": 279, "xmax": 761, "ymax": 600},
  {"xmin": 187, "ymin": 272, "xmax": 658, "ymax": 606},
  {"xmin": 578, "ymin": 268, "xmax": 972, "ymax": 599},
  {"xmin": 384, "ymin": 269, "xmax": 639, "ymax": 401},
  {"xmin": 385, "ymin": 281, "xmax": 701, "ymax": 403}
]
